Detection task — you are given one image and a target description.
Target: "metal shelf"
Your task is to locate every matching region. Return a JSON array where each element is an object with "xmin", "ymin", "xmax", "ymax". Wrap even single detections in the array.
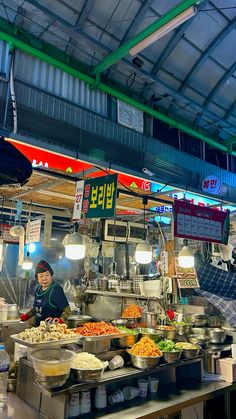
[{"xmin": 85, "ymin": 289, "xmax": 158, "ymax": 300}]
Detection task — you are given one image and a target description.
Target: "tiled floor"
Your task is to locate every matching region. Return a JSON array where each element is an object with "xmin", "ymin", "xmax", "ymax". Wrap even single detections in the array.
[{"xmin": 1, "ymin": 393, "xmax": 39, "ymax": 419}]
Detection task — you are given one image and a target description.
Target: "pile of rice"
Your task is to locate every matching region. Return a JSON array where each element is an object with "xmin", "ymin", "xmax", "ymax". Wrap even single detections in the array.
[{"xmin": 72, "ymin": 352, "xmax": 105, "ymax": 370}]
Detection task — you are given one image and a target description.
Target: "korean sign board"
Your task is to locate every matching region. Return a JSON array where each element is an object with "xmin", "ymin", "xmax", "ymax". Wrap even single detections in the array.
[
  {"xmin": 202, "ymin": 175, "xmax": 222, "ymax": 195},
  {"xmin": 173, "ymin": 200, "xmax": 230, "ymax": 244},
  {"xmin": 73, "ymin": 174, "xmax": 118, "ymax": 220}
]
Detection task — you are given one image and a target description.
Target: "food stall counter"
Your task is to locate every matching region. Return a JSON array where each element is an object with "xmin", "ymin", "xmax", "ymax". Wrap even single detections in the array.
[{"xmin": 100, "ymin": 380, "xmax": 236, "ymax": 419}]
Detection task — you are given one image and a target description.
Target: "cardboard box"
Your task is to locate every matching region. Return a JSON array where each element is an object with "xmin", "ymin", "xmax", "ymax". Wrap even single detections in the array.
[{"xmin": 216, "ymin": 357, "xmax": 236, "ymax": 382}]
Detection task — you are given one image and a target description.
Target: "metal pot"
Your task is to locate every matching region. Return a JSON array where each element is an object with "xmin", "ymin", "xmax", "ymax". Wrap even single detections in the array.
[
  {"xmin": 207, "ymin": 328, "xmax": 226, "ymax": 344},
  {"xmin": 188, "ymin": 334, "xmax": 210, "ymax": 347},
  {"xmin": 66, "ymin": 315, "xmax": 93, "ymax": 328},
  {"xmin": 141, "ymin": 312, "xmax": 157, "ymax": 327},
  {"xmin": 207, "ymin": 315, "xmax": 222, "ymax": 328},
  {"xmin": 193, "ymin": 314, "xmax": 208, "ymax": 327},
  {"xmin": 112, "ymin": 333, "xmax": 139, "ymax": 348}
]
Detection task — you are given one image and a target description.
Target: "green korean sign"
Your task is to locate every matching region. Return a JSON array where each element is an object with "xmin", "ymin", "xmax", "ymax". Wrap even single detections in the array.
[{"xmin": 73, "ymin": 174, "xmax": 118, "ymax": 219}]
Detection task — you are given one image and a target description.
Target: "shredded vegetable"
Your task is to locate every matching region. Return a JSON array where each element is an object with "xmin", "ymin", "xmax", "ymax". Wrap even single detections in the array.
[
  {"xmin": 117, "ymin": 326, "xmax": 138, "ymax": 335},
  {"xmin": 75, "ymin": 322, "xmax": 121, "ymax": 336},
  {"xmin": 158, "ymin": 340, "xmax": 180, "ymax": 352},
  {"xmin": 128, "ymin": 337, "xmax": 162, "ymax": 357},
  {"xmin": 122, "ymin": 304, "xmax": 142, "ymax": 319}
]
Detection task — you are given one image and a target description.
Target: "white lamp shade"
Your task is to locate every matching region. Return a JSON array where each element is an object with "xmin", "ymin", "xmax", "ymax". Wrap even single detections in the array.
[
  {"xmin": 65, "ymin": 244, "xmax": 86, "ymax": 260},
  {"xmin": 135, "ymin": 243, "xmax": 152, "ymax": 264},
  {"xmin": 178, "ymin": 246, "xmax": 194, "ymax": 268},
  {"xmin": 63, "ymin": 232, "xmax": 86, "ymax": 260},
  {"xmin": 22, "ymin": 256, "xmax": 33, "ymax": 271}
]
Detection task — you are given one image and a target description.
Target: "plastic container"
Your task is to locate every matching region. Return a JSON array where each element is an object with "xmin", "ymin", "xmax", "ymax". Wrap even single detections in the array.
[
  {"xmin": 108, "ymin": 389, "xmax": 124, "ymax": 405},
  {"xmin": 216, "ymin": 358, "xmax": 236, "ymax": 382},
  {"xmin": 7, "ymin": 304, "xmax": 18, "ymax": 320},
  {"xmin": 148, "ymin": 376, "xmax": 159, "ymax": 393},
  {"xmin": 68, "ymin": 393, "xmax": 80, "ymax": 417},
  {"xmin": 80, "ymin": 390, "xmax": 91, "ymax": 414},
  {"xmin": 0, "ymin": 304, "xmax": 8, "ymax": 321},
  {"xmin": 137, "ymin": 379, "xmax": 148, "ymax": 398},
  {"xmin": 30, "ymin": 348, "xmax": 75, "ymax": 376},
  {"xmin": 122, "ymin": 386, "xmax": 140, "ymax": 400},
  {"xmin": 94, "ymin": 384, "xmax": 107, "ymax": 409},
  {"xmin": 0, "ymin": 344, "xmax": 10, "ymax": 410}
]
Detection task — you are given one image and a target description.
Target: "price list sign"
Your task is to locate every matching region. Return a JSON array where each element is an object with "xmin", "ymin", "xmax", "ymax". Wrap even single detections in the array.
[
  {"xmin": 173, "ymin": 200, "xmax": 229, "ymax": 244},
  {"xmin": 73, "ymin": 174, "xmax": 118, "ymax": 220},
  {"xmin": 175, "ymin": 259, "xmax": 200, "ymax": 289}
]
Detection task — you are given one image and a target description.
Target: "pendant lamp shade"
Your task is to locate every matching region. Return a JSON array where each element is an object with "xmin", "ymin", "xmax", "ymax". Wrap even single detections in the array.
[{"xmin": 62, "ymin": 231, "xmax": 85, "ymax": 260}]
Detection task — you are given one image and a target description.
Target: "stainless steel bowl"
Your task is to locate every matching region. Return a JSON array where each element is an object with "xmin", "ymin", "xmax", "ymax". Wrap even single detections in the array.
[
  {"xmin": 35, "ymin": 372, "xmax": 69, "ymax": 389},
  {"xmin": 162, "ymin": 351, "xmax": 182, "ymax": 363},
  {"xmin": 156, "ymin": 327, "xmax": 177, "ymax": 340},
  {"xmin": 128, "ymin": 353, "xmax": 162, "ymax": 370},
  {"xmin": 112, "ymin": 333, "xmax": 139, "ymax": 348},
  {"xmin": 141, "ymin": 312, "xmax": 157, "ymax": 327},
  {"xmin": 71, "ymin": 367, "xmax": 104, "ymax": 383},
  {"xmin": 193, "ymin": 314, "xmax": 208, "ymax": 327},
  {"xmin": 182, "ymin": 346, "xmax": 201, "ymax": 359},
  {"xmin": 175, "ymin": 324, "xmax": 192, "ymax": 336},
  {"xmin": 188, "ymin": 334, "xmax": 210, "ymax": 347},
  {"xmin": 66, "ymin": 315, "xmax": 93, "ymax": 328},
  {"xmin": 207, "ymin": 328, "xmax": 226, "ymax": 344},
  {"xmin": 111, "ymin": 319, "xmax": 128, "ymax": 327},
  {"xmin": 137, "ymin": 328, "xmax": 163, "ymax": 341},
  {"xmin": 191, "ymin": 327, "xmax": 206, "ymax": 335}
]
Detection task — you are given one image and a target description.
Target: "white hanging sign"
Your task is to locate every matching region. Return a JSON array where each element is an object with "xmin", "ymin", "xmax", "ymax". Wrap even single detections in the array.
[{"xmin": 26, "ymin": 219, "xmax": 41, "ymax": 244}]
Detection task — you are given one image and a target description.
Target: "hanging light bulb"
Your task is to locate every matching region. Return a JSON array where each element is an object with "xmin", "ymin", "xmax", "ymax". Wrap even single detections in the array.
[
  {"xmin": 135, "ymin": 242, "xmax": 152, "ymax": 264},
  {"xmin": 178, "ymin": 241, "xmax": 194, "ymax": 268},
  {"xmin": 62, "ymin": 225, "xmax": 85, "ymax": 261},
  {"xmin": 134, "ymin": 197, "xmax": 152, "ymax": 264},
  {"xmin": 22, "ymin": 251, "xmax": 33, "ymax": 271}
]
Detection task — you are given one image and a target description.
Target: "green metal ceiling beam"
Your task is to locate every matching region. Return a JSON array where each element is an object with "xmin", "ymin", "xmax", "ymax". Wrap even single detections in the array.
[
  {"xmin": 224, "ymin": 136, "xmax": 236, "ymax": 148},
  {"xmin": 93, "ymin": 0, "xmax": 200, "ymax": 75},
  {"xmin": 0, "ymin": 16, "xmax": 234, "ymax": 157}
]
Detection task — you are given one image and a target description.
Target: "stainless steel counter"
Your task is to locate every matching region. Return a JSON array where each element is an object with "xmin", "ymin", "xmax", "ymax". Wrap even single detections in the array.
[
  {"xmin": 101, "ymin": 380, "xmax": 236, "ymax": 419},
  {"xmin": 2, "ymin": 393, "xmax": 39, "ymax": 419},
  {"xmin": 3, "ymin": 379, "xmax": 236, "ymax": 419}
]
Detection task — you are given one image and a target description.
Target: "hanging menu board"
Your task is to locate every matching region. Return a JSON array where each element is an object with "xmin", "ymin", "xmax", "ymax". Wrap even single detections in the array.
[
  {"xmin": 73, "ymin": 174, "xmax": 118, "ymax": 220},
  {"xmin": 173, "ymin": 200, "xmax": 229, "ymax": 244}
]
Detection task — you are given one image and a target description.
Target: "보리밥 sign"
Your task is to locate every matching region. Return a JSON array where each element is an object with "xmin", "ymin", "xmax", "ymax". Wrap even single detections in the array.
[
  {"xmin": 73, "ymin": 174, "xmax": 118, "ymax": 220},
  {"xmin": 173, "ymin": 200, "xmax": 230, "ymax": 244}
]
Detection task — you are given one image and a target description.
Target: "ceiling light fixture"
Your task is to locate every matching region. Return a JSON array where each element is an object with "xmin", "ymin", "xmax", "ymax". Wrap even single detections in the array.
[
  {"xmin": 178, "ymin": 240, "xmax": 194, "ymax": 268},
  {"xmin": 22, "ymin": 251, "xmax": 33, "ymax": 271},
  {"xmin": 135, "ymin": 197, "xmax": 152, "ymax": 264},
  {"xmin": 129, "ymin": 6, "xmax": 196, "ymax": 56},
  {"xmin": 62, "ymin": 223, "xmax": 85, "ymax": 261}
]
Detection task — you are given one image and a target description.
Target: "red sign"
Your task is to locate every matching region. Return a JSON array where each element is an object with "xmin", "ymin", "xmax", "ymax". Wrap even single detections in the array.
[
  {"xmin": 6, "ymin": 138, "xmax": 151, "ymax": 192},
  {"xmin": 173, "ymin": 200, "xmax": 229, "ymax": 244}
]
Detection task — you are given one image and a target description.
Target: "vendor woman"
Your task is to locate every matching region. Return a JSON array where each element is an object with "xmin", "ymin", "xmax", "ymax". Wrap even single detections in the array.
[{"xmin": 21, "ymin": 260, "xmax": 71, "ymax": 326}]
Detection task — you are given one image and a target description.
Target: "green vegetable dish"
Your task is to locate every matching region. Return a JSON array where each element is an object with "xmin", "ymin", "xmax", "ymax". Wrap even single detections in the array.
[
  {"xmin": 158, "ymin": 340, "xmax": 181, "ymax": 352},
  {"xmin": 175, "ymin": 342, "xmax": 199, "ymax": 350},
  {"xmin": 117, "ymin": 326, "xmax": 138, "ymax": 335}
]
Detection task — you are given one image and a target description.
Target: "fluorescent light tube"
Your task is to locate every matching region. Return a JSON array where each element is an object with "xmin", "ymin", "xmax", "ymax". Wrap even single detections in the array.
[{"xmin": 129, "ymin": 6, "xmax": 196, "ymax": 56}]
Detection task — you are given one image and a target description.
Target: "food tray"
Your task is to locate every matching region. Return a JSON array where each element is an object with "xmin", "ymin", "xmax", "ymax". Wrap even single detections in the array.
[
  {"xmin": 81, "ymin": 332, "xmax": 126, "ymax": 342},
  {"xmin": 10, "ymin": 334, "xmax": 82, "ymax": 349}
]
